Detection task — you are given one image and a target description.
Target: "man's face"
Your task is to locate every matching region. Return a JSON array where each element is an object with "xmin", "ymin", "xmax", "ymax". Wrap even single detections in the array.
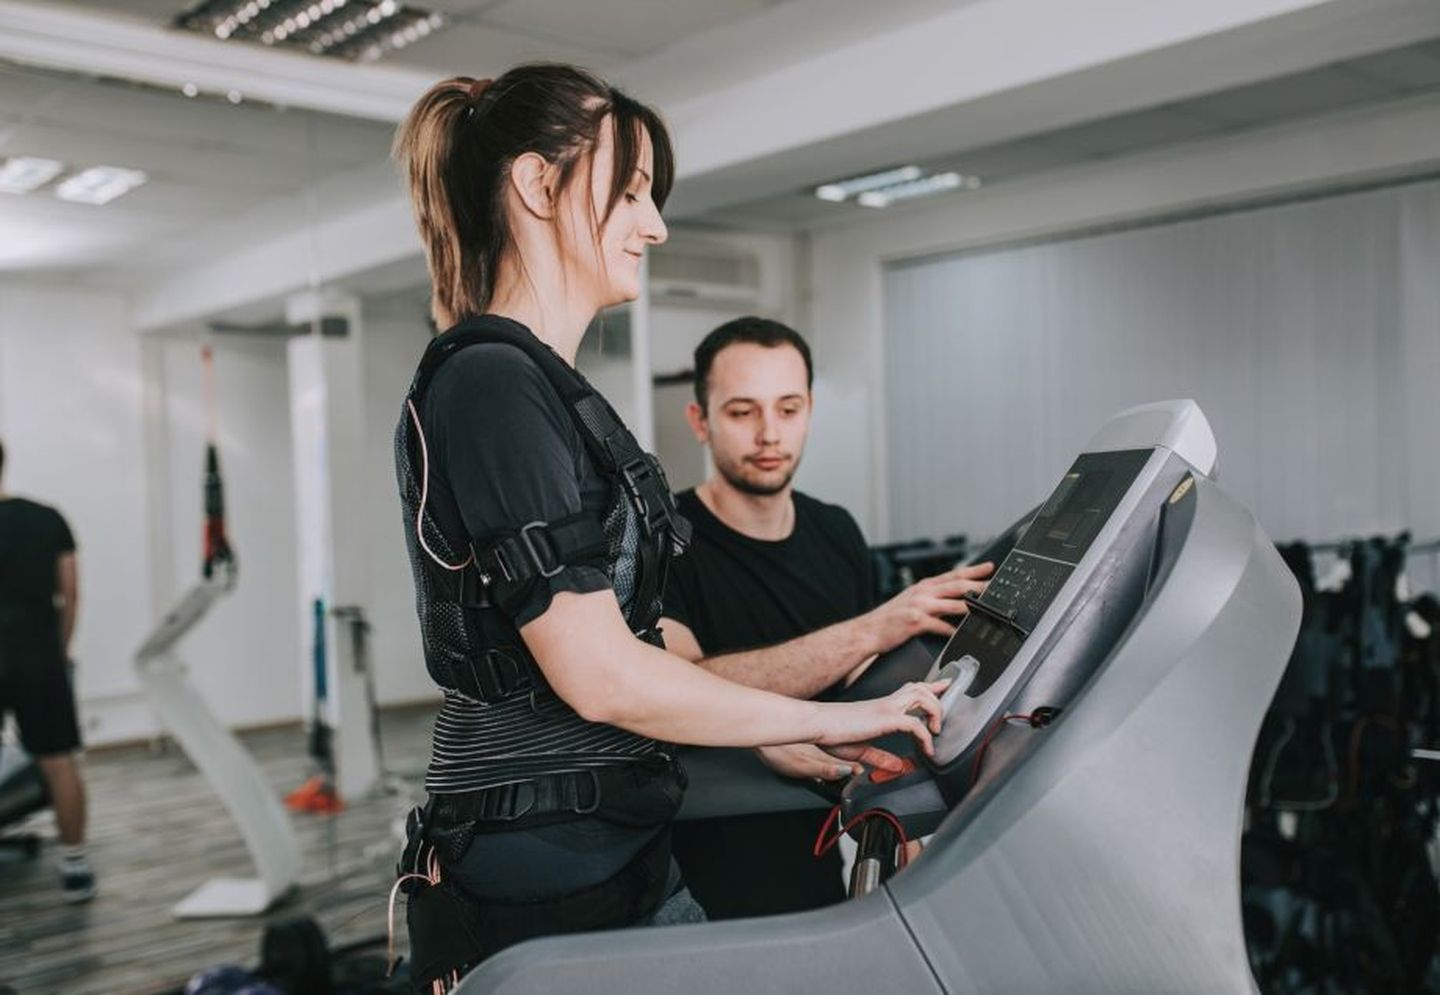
[{"xmin": 688, "ymin": 342, "xmax": 812, "ymax": 497}]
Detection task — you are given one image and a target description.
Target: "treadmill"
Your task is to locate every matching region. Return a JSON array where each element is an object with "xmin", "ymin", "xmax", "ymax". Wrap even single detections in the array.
[{"xmin": 459, "ymin": 399, "xmax": 1301, "ymax": 994}]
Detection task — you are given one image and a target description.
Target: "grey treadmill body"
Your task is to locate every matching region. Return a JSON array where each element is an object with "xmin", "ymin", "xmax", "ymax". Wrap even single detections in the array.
[{"xmin": 459, "ymin": 400, "xmax": 1300, "ymax": 994}]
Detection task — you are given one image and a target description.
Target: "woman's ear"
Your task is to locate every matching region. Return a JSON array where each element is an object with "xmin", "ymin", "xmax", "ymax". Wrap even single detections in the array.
[{"xmin": 509, "ymin": 151, "xmax": 556, "ymax": 220}]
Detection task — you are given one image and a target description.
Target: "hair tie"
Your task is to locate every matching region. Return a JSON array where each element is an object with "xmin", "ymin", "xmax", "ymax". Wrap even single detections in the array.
[{"xmin": 462, "ymin": 77, "xmax": 492, "ymax": 120}]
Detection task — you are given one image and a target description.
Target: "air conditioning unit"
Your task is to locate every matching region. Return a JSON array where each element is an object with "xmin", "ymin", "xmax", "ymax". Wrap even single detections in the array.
[{"xmin": 649, "ymin": 239, "xmax": 762, "ymax": 308}]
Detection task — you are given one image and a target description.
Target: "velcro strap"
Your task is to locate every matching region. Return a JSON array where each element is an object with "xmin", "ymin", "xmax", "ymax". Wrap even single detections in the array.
[
  {"xmin": 435, "ymin": 769, "xmax": 602, "ymax": 825},
  {"xmin": 454, "ymin": 646, "xmax": 529, "ymax": 701},
  {"xmin": 479, "ymin": 515, "xmax": 608, "ymax": 587}
]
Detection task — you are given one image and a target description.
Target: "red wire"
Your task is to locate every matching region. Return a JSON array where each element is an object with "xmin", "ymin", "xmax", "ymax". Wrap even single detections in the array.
[
  {"xmin": 814, "ymin": 708, "xmax": 1060, "ymax": 878},
  {"xmin": 971, "ymin": 712, "xmax": 1050, "ymax": 788},
  {"xmin": 813, "ymin": 805, "xmax": 913, "ymax": 868}
]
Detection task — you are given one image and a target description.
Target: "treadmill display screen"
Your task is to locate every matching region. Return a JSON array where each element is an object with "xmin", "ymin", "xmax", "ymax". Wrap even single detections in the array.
[{"xmin": 941, "ymin": 448, "xmax": 1153, "ymax": 698}]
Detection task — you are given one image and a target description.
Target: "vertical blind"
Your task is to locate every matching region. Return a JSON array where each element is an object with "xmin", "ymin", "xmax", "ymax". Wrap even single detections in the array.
[{"xmin": 883, "ymin": 178, "xmax": 1440, "ymax": 550}]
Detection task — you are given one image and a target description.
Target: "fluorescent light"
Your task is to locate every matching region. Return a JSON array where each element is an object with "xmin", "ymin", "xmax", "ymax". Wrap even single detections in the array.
[
  {"xmin": 857, "ymin": 172, "xmax": 979, "ymax": 208},
  {"xmin": 55, "ymin": 167, "xmax": 147, "ymax": 206},
  {"xmin": 0, "ymin": 157, "xmax": 65, "ymax": 194},
  {"xmin": 815, "ymin": 165, "xmax": 922, "ymax": 203}
]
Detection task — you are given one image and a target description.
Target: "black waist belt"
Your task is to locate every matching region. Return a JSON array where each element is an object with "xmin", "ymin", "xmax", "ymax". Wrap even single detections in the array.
[{"xmin": 430, "ymin": 754, "xmax": 687, "ymax": 836}]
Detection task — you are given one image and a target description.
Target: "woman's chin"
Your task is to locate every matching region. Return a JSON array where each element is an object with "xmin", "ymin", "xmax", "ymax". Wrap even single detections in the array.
[{"xmin": 602, "ymin": 283, "xmax": 641, "ymax": 308}]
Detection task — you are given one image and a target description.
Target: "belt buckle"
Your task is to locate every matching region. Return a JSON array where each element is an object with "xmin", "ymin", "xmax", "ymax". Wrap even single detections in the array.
[{"xmin": 518, "ymin": 521, "xmax": 563, "ymax": 579}]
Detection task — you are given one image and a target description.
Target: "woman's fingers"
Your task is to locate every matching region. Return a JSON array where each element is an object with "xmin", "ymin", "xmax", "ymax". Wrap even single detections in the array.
[
  {"xmin": 905, "ymin": 714, "xmax": 935, "ymax": 757},
  {"xmin": 898, "ymin": 681, "xmax": 945, "ymax": 733}
]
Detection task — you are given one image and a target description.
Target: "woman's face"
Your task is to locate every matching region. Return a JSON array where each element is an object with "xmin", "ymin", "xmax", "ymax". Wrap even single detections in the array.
[{"xmin": 558, "ymin": 118, "xmax": 667, "ymax": 310}]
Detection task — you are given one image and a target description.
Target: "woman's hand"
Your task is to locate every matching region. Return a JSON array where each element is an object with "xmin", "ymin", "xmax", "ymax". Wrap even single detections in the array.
[
  {"xmin": 756, "ymin": 742, "xmax": 909, "ymax": 781},
  {"xmin": 813, "ymin": 679, "xmax": 951, "ymax": 757}
]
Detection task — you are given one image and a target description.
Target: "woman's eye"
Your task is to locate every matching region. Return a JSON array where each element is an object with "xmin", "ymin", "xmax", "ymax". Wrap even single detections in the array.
[{"xmin": 625, "ymin": 192, "xmax": 639, "ymax": 204}]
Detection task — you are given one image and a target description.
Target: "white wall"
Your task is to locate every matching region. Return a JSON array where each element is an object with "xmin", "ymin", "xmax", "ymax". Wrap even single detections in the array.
[
  {"xmin": 806, "ymin": 92, "xmax": 1440, "ymax": 540},
  {"xmin": 0, "ymin": 283, "xmax": 153, "ymax": 744}
]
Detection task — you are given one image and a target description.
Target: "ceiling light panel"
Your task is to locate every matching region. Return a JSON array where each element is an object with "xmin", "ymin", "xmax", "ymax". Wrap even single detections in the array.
[
  {"xmin": 857, "ymin": 172, "xmax": 980, "ymax": 208},
  {"xmin": 55, "ymin": 167, "xmax": 148, "ymax": 206},
  {"xmin": 814, "ymin": 165, "xmax": 922, "ymax": 202},
  {"xmin": 0, "ymin": 157, "xmax": 65, "ymax": 195},
  {"xmin": 175, "ymin": 0, "xmax": 445, "ymax": 62}
]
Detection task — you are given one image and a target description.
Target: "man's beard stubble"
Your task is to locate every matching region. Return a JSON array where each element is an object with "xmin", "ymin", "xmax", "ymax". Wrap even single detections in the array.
[{"xmin": 714, "ymin": 451, "xmax": 801, "ymax": 497}]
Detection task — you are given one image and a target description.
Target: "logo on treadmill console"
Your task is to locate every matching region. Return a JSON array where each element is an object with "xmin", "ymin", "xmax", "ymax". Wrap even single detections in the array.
[{"xmin": 1169, "ymin": 476, "xmax": 1195, "ymax": 505}]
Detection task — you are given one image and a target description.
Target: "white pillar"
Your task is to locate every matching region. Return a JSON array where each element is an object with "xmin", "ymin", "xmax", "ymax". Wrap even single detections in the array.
[{"xmin": 285, "ymin": 289, "xmax": 379, "ymax": 801}]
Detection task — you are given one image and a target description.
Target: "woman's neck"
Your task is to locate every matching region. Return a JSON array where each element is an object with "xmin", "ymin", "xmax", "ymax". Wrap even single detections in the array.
[{"xmin": 487, "ymin": 250, "xmax": 597, "ymax": 366}]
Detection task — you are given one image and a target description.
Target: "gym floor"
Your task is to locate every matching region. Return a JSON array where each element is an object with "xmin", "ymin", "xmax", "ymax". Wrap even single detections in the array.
[{"xmin": 0, "ymin": 706, "xmax": 433, "ymax": 994}]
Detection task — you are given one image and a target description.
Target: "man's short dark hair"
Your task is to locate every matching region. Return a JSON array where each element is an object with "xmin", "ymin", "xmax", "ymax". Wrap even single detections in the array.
[{"xmin": 692, "ymin": 316, "xmax": 814, "ymax": 411}]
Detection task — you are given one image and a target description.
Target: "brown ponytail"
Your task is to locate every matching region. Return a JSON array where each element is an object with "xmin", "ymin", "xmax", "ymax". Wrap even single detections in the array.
[{"xmin": 393, "ymin": 63, "xmax": 675, "ymax": 330}]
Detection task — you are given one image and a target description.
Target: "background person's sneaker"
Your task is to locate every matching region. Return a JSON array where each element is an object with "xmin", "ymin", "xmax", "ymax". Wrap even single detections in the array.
[{"xmin": 58, "ymin": 855, "xmax": 95, "ymax": 904}]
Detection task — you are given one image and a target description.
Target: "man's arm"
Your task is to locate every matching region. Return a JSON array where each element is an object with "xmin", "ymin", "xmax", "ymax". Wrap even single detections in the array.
[
  {"xmin": 56, "ymin": 552, "xmax": 78, "ymax": 655},
  {"xmin": 661, "ymin": 562, "xmax": 994, "ymax": 699}
]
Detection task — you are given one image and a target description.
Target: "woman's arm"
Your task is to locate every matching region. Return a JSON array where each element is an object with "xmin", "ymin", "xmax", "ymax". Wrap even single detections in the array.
[{"xmin": 523, "ymin": 589, "xmax": 947, "ymax": 754}]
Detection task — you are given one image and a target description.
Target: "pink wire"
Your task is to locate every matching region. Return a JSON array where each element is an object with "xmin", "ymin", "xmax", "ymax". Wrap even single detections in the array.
[{"xmin": 406, "ymin": 398, "xmax": 475, "ymax": 572}]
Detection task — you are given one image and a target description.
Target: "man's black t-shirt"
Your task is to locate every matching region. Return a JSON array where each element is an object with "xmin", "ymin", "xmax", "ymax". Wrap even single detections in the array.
[
  {"xmin": 663, "ymin": 488, "xmax": 876, "ymax": 919},
  {"xmin": 0, "ymin": 497, "xmax": 75, "ymax": 642},
  {"xmin": 662, "ymin": 490, "xmax": 874, "ymax": 656}
]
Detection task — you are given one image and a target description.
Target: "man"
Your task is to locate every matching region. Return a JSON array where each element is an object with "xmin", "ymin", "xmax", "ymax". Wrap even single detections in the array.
[
  {"xmin": 0, "ymin": 439, "xmax": 93, "ymax": 903},
  {"xmin": 660, "ymin": 317, "xmax": 991, "ymax": 918}
]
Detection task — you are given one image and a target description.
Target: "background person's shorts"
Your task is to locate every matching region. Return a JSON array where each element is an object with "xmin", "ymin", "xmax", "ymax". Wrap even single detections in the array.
[{"xmin": 0, "ymin": 633, "xmax": 82, "ymax": 757}]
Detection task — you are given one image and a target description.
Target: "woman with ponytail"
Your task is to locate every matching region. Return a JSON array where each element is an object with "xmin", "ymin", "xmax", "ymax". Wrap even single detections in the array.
[{"xmin": 391, "ymin": 63, "xmax": 949, "ymax": 989}]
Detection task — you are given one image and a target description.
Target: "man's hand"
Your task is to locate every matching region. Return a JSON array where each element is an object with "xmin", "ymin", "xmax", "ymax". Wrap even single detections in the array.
[
  {"xmin": 756, "ymin": 742, "xmax": 909, "ymax": 781},
  {"xmin": 857, "ymin": 562, "xmax": 994, "ymax": 656}
]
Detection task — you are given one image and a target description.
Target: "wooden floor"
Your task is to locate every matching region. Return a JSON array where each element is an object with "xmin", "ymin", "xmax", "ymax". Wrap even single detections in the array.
[{"xmin": 0, "ymin": 706, "xmax": 436, "ymax": 995}]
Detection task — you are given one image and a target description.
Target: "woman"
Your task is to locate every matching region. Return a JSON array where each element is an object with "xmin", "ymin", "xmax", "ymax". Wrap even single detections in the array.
[{"xmin": 391, "ymin": 63, "xmax": 948, "ymax": 990}]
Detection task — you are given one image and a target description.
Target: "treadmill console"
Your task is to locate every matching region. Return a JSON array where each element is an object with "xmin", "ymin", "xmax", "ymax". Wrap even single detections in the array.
[
  {"xmin": 936, "ymin": 448, "xmax": 1152, "ymax": 699},
  {"xmin": 844, "ymin": 403, "xmax": 1218, "ymax": 826}
]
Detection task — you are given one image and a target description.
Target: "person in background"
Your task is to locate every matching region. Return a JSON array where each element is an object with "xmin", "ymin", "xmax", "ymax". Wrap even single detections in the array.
[
  {"xmin": 0, "ymin": 439, "xmax": 92, "ymax": 903},
  {"xmin": 660, "ymin": 317, "xmax": 992, "ymax": 918}
]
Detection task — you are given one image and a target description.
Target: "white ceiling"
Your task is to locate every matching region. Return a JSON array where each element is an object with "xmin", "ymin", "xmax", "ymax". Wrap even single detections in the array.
[
  {"xmin": 49, "ymin": 0, "xmax": 791, "ymax": 71},
  {"xmin": 0, "ymin": 0, "xmax": 799, "ymax": 271},
  {"xmin": 699, "ymin": 38, "xmax": 1440, "ymax": 231},
  {"xmin": 0, "ymin": 59, "xmax": 397, "ymax": 269},
  {"xmin": 3, "ymin": 0, "xmax": 1440, "ymax": 305}
]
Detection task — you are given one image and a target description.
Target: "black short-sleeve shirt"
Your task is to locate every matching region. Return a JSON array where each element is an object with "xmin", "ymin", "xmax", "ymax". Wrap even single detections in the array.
[
  {"xmin": 0, "ymin": 497, "xmax": 75, "ymax": 634},
  {"xmin": 421, "ymin": 330, "xmax": 619, "ymax": 626},
  {"xmin": 662, "ymin": 489, "xmax": 876, "ymax": 654}
]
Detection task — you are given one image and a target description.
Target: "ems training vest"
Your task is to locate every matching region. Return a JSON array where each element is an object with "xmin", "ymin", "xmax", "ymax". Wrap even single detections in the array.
[{"xmin": 395, "ymin": 316, "xmax": 692, "ymax": 802}]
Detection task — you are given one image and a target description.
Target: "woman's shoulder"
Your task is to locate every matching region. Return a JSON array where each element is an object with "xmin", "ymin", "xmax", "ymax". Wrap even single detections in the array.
[{"xmin": 429, "ymin": 340, "xmax": 565, "ymax": 414}]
